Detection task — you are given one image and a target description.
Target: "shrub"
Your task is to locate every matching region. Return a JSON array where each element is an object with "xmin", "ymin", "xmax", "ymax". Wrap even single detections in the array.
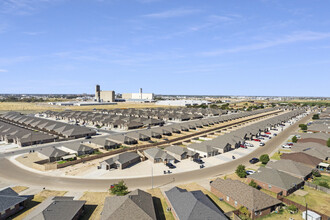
[
  {"xmin": 236, "ymin": 164, "xmax": 247, "ymax": 178},
  {"xmin": 299, "ymin": 124, "xmax": 307, "ymax": 131},
  {"xmin": 292, "ymin": 136, "xmax": 298, "ymax": 143},
  {"xmin": 249, "ymin": 180, "xmax": 258, "ymax": 188},
  {"xmin": 327, "ymin": 138, "xmax": 330, "ymax": 147},
  {"xmin": 318, "ymin": 181, "xmax": 330, "ymax": 189},
  {"xmin": 288, "ymin": 205, "xmax": 297, "ymax": 212},
  {"xmin": 239, "ymin": 206, "xmax": 250, "ymax": 220},
  {"xmin": 110, "ymin": 180, "xmax": 129, "ymax": 196},
  {"xmin": 312, "ymin": 169, "xmax": 321, "ymax": 177},
  {"xmin": 259, "ymin": 154, "xmax": 270, "ymax": 165}
]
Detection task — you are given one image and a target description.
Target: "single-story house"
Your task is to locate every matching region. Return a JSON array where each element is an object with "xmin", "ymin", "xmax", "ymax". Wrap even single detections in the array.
[
  {"xmin": 164, "ymin": 187, "xmax": 228, "ymax": 220},
  {"xmin": 187, "ymin": 143, "xmax": 218, "ymax": 158},
  {"xmin": 280, "ymin": 152, "xmax": 323, "ymax": 168},
  {"xmin": 101, "ymin": 189, "xmax": 156, "ymax": 220},
  {"xmin": 59, "ymin": 143, "xmax": 95, "ymax": 156},
  {"xmin": 210, "ymin": 179, "xmax": 282, "ymax": 219},
  {"xmin": 266, "ymin": 159, "xmax": 313, "ymax": 180},
  {"xmin": 107, "ymin": 134, "xmax": 138, "ymax": 145},
  {"xmin": 247, "ymin": 167, "xmax": 304, "ymax": 196},
  {"xmin": 90, "ymin": 137, "xmax": 121, "ymax": 150},
  {"xmin": 0, "ymin": 187, "xmax": 31, "ymax": 220},
  {"xmin": 165, "ymin": 145, "xmax": 199, "ymax": 161},
  {"xmin": 143, "ymin": 148, "xmax": 175, "ymax": 163},
  {"xmin": 99, "ymin": 152, "xmax": 141, "ymax": 170},
  {"xmin": 37, "ymin": 147, "xmax": 69, "ymax": 162},
  {"xmin": 24, "ymin": 196, "xmax": 86, "ymax": 220}
]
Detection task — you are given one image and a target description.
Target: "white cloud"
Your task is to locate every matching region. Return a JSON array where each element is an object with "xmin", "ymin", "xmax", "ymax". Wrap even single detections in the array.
[
  {"xmin": 201, "ymin": 31, "xmax": 330, "ymax": 56},
  {"xmin": 143, "ymin": 8, "xmax": 200, "ymax": 18}
]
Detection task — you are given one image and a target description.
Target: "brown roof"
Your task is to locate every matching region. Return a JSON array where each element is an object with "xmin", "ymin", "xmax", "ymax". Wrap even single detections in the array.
[
  {"xmin": 210, "ymin": 178, "xmax": 281, "ymax": 211},
  {"xmin": 280, "ymin": 152, "xmax": 323, "ymax": 167}
]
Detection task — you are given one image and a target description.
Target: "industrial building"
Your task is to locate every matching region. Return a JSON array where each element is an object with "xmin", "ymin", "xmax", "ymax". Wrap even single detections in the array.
[
  {"xmin": 95, "ymin": 84, "xmax": 115, "ymax": 102},
  {"xmin": 122, "ymin": 88, "xmax": 154, "ymax": 101}
]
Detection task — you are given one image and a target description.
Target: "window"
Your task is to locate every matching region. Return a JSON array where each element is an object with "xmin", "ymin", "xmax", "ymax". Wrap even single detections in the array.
[
  {"xmin": 235, "ymin": 201, "xmax": 237, "ymax": 206},
  {"xmin": 268, "ymin": 185, "xmax": 272, "ymax": 189},
  {"xmin": 1, "ymin": 211, "xmax": 5, "ymax": 215},
  {"xmin": 226, "ymin": 196, "xmax": 229, "ymax": 201},
  {"xmin": 10, "ymin": 206, "xmax": 15, "ymax": 210}
]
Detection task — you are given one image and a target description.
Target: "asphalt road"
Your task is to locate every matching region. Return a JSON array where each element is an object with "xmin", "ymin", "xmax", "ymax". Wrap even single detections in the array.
[{"xmin": 0, "ymin": 113, "xmax": 312, "ymax": 191}]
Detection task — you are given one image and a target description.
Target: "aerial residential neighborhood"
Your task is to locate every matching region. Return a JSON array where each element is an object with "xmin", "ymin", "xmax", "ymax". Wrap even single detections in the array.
[{"xmin": 0, "ymin": 0, "xmax": 329, "ymax": 220}]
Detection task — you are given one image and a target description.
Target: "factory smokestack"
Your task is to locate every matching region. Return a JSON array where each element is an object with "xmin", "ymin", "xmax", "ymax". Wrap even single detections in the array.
[{"xmin": 139, "ymin": 88, "xmax": 142, "ymax": 99}]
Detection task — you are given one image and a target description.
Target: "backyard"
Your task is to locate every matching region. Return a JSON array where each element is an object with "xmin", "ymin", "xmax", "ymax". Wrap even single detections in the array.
[
  {"xmin": 287, "ymin": 186, "xmax": 330, "ymax": 216},
  {"xmin": 147, "ymin": 188, "xmax": 175, "ymax": 220}
]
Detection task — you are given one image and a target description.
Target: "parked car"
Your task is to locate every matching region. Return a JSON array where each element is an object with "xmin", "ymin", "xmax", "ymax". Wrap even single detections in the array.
[
  {"xmin": 265, "ymin": 132, "xmax": 271, "ymax": 134},
  {"xmin": 259, "ymin": 142, "xmax": 265, "ymax": 146},
  {"xmin": 249, "ymin": 158, "xmax": 259, "ymax": 164},
  {"xmin": 253, "ymin": 139, "xmax": 261, "ymax": 142},
  {"xmin": 282, "ymin": 144, "xmax": 291, "ymax": 149},
  {"xmin": 193, "ymin": 158, "xmax": 204, "ymax": 164},
  {"xmin": 245, "ymin": 143, "xmax": 253, "ymax": 147},
  {"xmin": 286, "ymin": 142, "xmax": 293, "ymax": 146},
  {"xmin": 240, "ymin": 145, "xmax": 247, "ymax": 149},
  {"xmin": 273, "ymin": 133, "xmax": 277, "ymax": 136},
  {"xmin": 246, "ymin": 170, "xmax": 256, "ymax": 175},
  {"xmin": 166, "ymin": 163, "xmax": 176, "ymax": 169}
]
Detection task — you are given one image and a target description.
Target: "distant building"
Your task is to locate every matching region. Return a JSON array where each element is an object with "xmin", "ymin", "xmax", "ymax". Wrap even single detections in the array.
[
  {"xmin": 95, "ymin": 85, "xmax": 115, "ymax": 102},
  {"xmin": 122, "ymin": 88, "xmax": 154, "ymax": 100},
  {"xmin": 156, "ymin": 100, "xmax": 211, "ymax": 106}
]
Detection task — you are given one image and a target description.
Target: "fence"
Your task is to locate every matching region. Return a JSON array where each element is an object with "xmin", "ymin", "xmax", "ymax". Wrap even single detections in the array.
[
  {"xmin": 279, "ymin": 197, "xmax": 329, "ymax": 220},
  {"xmin": 305, "ymin": 181, "xmax": 330, "ymax": 194},
  {"xmin": 55, "ymin": 110, "xmax": 281, "ymax": 169}
]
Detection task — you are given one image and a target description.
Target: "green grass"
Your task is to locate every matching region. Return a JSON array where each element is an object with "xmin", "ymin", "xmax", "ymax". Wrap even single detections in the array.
[
  {"xmin": 287, "ymin": 186, "xmax": 330, "ymax": 216},
  {"xmin": 270, "ymin": 152, "xmax": 282, "ymax": 160},
  {"xmin": 312, "ymin": 175, "xmax": 330, "ymax": 187},
  {"xmin": 260, "ymin": 189, "xmax": 277, "ymax": 198},
  {"xmin": 56, "ymin": 160, "xmax": 67, "ymax": 164}
]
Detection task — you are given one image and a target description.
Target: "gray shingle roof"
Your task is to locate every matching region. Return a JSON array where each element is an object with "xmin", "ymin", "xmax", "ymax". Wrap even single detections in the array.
[
  {"xmin": 266, "ymin": 159, "xmax": 313, "ymax": 179},
  {"xmin": 101, "ymin": 189, "xmax": 156, "ymax": 220},
  {"xmin": 248, "ymin": 167, "xmax": 304, "ymax": 191},
  {"xmin": 210, "ymin": 179, "xmax": 281, "ymax": 211},
  {"xmin": 143, "ymin": 148, "xmax": 175, "ymax": 161},
  {"xmin": 0, "ymin": 187, "xmax": 27, "ymax": 213},
  {"xmin": 165, "ymin": 187, "xmax": 228, "ymax": 220}
]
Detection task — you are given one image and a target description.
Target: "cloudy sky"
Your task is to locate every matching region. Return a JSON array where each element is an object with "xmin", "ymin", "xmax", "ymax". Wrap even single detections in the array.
[{"xmin": 0, "ymin": 0, "xmax": 329, "ymax": 96}]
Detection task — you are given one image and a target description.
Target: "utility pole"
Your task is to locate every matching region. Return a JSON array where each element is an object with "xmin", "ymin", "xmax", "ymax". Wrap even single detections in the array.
[{"xmin": 151, "ymin": 166, "xmax": 153, "ymax": 189}]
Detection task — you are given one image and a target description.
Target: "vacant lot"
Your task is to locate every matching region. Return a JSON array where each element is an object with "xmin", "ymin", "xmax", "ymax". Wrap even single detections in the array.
[
  {"xmin": 79, "ymin": 191, "xmax": 111, "ymax": 220},
  {"xmin": 12, "ymin": 190, "xmax": 67, "ymax": 220},
  {"xmin": 0, "ymin": 102, "xmax": 172, "ymax": 113},
  {"xmin": 287, "ymin": 186, "xmax": 330, "ymax": 216}
]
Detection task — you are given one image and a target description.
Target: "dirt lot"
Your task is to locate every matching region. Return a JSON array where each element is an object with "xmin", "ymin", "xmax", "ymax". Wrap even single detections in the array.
[
  {"xmin": 79, "ymin": 191, "xmax": 112, "ymax": 220},
  {"xmin": 0, "ymin": 102, "xmax": 172, "ymax": 113}
]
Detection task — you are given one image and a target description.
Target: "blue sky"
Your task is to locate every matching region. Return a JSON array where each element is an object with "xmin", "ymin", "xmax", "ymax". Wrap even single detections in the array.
[{"xmin": 0, "ymin": 0, "xmax": 329, "ymax": 97}]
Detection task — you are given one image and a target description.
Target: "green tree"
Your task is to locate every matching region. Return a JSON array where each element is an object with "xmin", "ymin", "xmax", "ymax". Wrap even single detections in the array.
[
  {"xmin": 299, "ymin": 124, "xmax": 308, "ymax": 131},
  {"xmin": 292, "ymin": 136, "xmax": 298, "ymax": 143},
  {"xmin": 259, "ymin": 154, "xmax": 270, "ymax": 165},
  {"xmin": 110, "ymin": 180, "xmax": 129, "ymax": 196},
  {"xmin": 312, "ymin": 114, "xmax": 319, "ymax": 120},
  {"xmin": 236, "ymin": 164, "xmax": 247, "ymax": 178},
  {"xmin": 327, "ymin": 138, "xmax": 330, "ymax": 147},
  {"xmin": 249, "ymin": 180, "xmax": 258, "ymax": 188}
]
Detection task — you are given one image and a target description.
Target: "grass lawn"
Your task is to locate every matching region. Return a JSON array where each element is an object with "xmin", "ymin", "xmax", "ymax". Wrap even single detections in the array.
[
  {"xmin": 177, "ymin": 182, "xmax": 236, "ymax": 213},
  {"xmin": 79, "ymin": 191, "xmax": 111, "ymax": 220},
  {"xmin": 287, "ymin": 186, "xmax": 330, "ymax": 216},
  {"xmin": 11, "ymin": 186, "xmax": 29, "ymax": 193},
  {"xmin": 12, "ymin": 190, "xmax": 67, "ymax": 220},
  {"xmin": 312, "ymin": 175, "xmax": 330, "ymax": 187},
  {"xmin": 270, "ymin": 152, "xmax": 282, "ymax": 160},
  {"xmin": 259, "ymin": 209, "xmax": 304, "ymax": 220},
  {"xmin": 147, "ymin": 188, "xmax": 175, "ymax": 220}
]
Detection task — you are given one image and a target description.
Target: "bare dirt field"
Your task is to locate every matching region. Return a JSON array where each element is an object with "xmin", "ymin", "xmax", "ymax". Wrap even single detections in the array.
[{"xmin": 0, "ymin": 102, "xmax": 173, "ymax": 113}]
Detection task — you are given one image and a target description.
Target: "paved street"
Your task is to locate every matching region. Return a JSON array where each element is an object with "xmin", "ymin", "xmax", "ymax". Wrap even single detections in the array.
[{"xmin": 0, "ymin": 113, "xmax": 312, "ymax": 191}]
